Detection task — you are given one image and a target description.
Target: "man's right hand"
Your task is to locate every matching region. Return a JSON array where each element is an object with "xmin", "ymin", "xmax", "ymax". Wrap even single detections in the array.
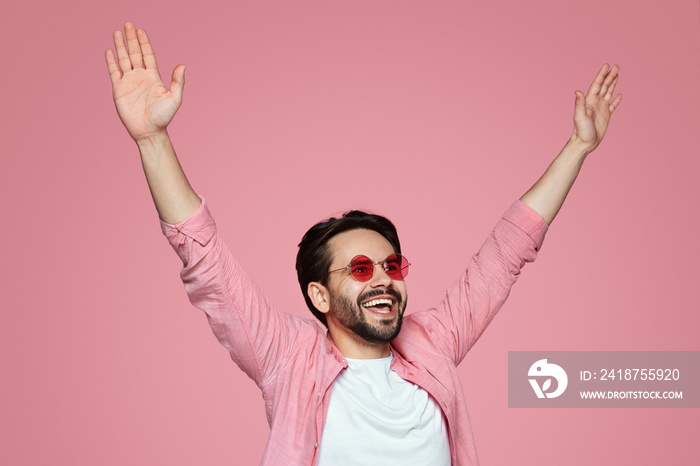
[
  {"xmin": 105, "ymin": 22, "xmax": 185, "ymax": 143},
  {"xmin": 105, "ymin": 22, "xmax": 200, "ymax": 224}
]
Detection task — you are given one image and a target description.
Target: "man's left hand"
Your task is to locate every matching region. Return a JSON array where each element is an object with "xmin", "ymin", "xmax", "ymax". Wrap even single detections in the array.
[{"xmin": 573, "ymin": 64, "xmax": 623, "ymax": 153}]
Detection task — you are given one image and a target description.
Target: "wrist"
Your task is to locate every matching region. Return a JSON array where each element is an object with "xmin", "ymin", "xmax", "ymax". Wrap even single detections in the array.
[
  {"xmin": 568, "ymin": 134, "xmax": 597, "ymax": 157},
  {"xmin": 135, "ymin": 130, "xmax": 171, "ymax": 151}
]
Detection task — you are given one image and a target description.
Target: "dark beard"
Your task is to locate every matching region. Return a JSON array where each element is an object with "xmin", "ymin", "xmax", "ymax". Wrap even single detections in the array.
[{"xmin": 329, "ymin": 288, "xmax": 406, "ymax": 344}]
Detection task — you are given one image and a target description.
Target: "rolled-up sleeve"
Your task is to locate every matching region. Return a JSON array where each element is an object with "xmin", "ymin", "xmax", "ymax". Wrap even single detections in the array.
[{"xmin": 160, "ymin": 198, "xmax": 216, "ymax": 263}]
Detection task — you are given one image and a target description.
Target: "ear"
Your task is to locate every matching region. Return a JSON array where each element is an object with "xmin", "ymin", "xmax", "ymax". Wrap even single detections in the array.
[{"xmin": 307, "ymin": 282, "xmax": 331, "ymax": 315}]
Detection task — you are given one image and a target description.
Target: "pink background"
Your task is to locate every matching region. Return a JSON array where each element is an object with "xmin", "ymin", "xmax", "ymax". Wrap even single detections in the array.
[{"xmin": 2, "ymin": 1, "xmax": 699, "ymax": 464}]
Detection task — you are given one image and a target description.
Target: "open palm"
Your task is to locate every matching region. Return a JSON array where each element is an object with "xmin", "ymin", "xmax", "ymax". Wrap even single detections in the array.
[
  {"xmin": 573, "ymin": 64, "xmax": 622, "ymax": 152},
  {"xmin": 105, "ymin": 23, "xmax": 185, "ymax": 142}
]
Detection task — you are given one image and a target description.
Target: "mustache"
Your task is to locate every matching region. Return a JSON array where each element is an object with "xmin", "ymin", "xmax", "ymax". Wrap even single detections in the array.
[{"xmin": 356, "ymin": 287, "xmax": 402, "ymax": 306}]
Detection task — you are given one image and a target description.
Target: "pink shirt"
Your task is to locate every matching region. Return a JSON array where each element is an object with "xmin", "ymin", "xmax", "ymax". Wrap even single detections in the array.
[{"xmin": 161, "ymin": 199, "xmax": 547, "ymax": 465}]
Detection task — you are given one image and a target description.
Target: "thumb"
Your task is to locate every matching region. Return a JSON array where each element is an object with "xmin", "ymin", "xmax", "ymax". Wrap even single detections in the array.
[
  {"xmin": 170, "ymin": 64, "xmax": 186, "ymax": 100},
  {"xmin": 573, "ymin": 90, "xmax": 586, "ymax": 120}
]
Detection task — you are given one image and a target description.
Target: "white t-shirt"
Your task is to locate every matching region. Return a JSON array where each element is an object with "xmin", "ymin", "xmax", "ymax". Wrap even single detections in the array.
[{"xmin": 318, "ymin": 353, "xmax": 450, "ymax": 465}]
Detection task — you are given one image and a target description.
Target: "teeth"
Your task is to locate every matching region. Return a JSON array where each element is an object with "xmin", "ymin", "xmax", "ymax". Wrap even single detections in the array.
[{"xmin": 362, "ymin": 298, "xmax": 393, "ymax": 309}]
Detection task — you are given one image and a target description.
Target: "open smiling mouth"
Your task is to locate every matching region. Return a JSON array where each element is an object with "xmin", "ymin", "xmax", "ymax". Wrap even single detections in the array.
[{"xmin": 361, "ymin": 297, "xmax": 396, "ymax": 315}]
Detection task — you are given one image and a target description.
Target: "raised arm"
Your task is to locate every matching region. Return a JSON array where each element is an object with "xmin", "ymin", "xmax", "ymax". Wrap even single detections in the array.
[
  {"xmin": 105, "ymin": 22, "xmax": 201, "ymax": 224},
  {"xmin": 520, "ymin": 64, "xmax": 623, "ymax": 224}
]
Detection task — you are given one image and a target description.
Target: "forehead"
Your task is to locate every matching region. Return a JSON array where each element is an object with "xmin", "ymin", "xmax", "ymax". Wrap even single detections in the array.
[{"xmin": 327, "ymin": 229, "xmax": 395, "ymax": 267}]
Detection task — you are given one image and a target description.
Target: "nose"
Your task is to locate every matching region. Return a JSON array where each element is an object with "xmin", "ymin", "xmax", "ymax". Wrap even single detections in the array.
[{"xmin": 369, "ymin": 263, "xmax": 392, "ymax": 287}]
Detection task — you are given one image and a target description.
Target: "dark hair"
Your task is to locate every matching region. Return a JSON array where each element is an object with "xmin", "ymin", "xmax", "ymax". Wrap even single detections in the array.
[{"xmin": 296, "ymin": 210, "xmax": 401, "ymax": 327}]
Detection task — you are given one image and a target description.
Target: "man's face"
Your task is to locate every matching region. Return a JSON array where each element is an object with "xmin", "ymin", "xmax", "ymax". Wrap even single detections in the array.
[{"xmin": 325, "ymin": 229, "xmax": 408, "ymax": 345}]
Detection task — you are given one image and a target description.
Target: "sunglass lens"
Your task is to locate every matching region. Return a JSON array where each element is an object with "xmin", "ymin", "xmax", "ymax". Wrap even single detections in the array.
[
  {"xmin": 385, "ymin": 254, "xmax": 409, "ymax": 279},
  {"xmin": 349, "ymin": 256, "xmax": 374, "ymax": 281}
]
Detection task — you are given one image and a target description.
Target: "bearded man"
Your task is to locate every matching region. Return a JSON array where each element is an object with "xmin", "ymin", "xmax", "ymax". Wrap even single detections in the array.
[{"xmin": 106, "ymin": 22, "xmax": 622, "ymax": 465}]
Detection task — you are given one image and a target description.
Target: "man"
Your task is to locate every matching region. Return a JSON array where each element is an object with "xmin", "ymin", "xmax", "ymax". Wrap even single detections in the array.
[{"xmin": 106, "ymin": 22, "xmax": 621, "ymax": 465}]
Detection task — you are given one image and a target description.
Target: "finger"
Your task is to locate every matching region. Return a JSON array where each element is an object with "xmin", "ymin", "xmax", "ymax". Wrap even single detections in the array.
[
  {"xmin": 137, "ymin": 28, "xmax": 159, "ymax": 73},
  {"xmin": 599, "ymin": 64, "xmax": 619, "ymax": 98},
  {"xmin": 604, "ymin": 75, "xmax": 619, "ymax": 102},
  {"xmin": 574, "ymin": 90, "xmax": 587, "ymax": 120},
  {"xmin": 124, "ymin": 22, "xmax": 144, "ymax": 70},
  {"xmin": 609, "ymin": 94, "xmax": 622, "ymax": 114},
  {"xmin": 170, "ymin": 64, "xmax": 186, "ymax": 101},
  {"xmin": 113, "ymin": 30, "xmax": 131, "ymax": 73},
  {"xmin": 587, "ymin": 63, "xmax": 610, "ymax": 96},
  {"xmin": 105, "ymin": 49, "xmax": 121, "ymax": 84}
]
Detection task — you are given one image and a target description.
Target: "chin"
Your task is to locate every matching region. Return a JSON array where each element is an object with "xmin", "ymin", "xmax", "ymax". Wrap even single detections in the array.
[
  {"xmin": 357, "ymin": 313, "xmax": 403, "ymax": 344},
  {"xmin": 330, "ymin": 291, "xmax": 406, "ymax": 344}
]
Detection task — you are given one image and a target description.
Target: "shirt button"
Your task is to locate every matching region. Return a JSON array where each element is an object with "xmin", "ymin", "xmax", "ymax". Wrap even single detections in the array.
[
  {"xmin": 318, "ymin": 391, "xmax": 322, "ymax": 397},
  {"xmin": 314, "ymin": 442, "xmax": 318, "ymax": 448}
]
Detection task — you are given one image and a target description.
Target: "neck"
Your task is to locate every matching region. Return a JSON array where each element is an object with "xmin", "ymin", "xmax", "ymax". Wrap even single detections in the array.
[{"xmin": 327, "ymin": 323, "xmax": 392, "ymax": 359}]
